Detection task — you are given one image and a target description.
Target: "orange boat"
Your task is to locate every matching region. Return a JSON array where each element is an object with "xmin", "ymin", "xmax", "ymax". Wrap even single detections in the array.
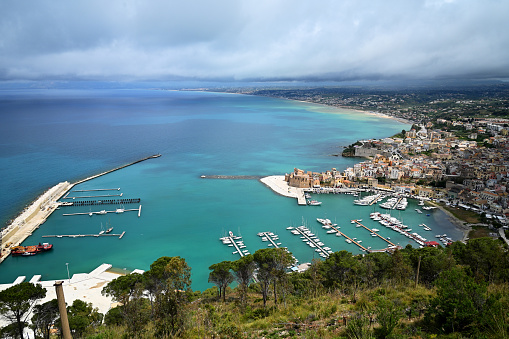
[{"xmin": 11, "ymin": 243, "xmax": 53, "ymax": 256}]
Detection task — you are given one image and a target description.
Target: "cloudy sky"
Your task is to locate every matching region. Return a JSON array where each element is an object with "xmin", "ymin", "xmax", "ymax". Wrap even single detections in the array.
[{"xmin": 1, "ymin": 0, "xmax": 508, "ymax": 82}]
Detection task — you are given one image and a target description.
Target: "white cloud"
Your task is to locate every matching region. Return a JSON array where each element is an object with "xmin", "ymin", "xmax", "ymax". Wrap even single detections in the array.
[{"xmin": 0, "ymin": 0, "xmax": 508, "ymax": 81}]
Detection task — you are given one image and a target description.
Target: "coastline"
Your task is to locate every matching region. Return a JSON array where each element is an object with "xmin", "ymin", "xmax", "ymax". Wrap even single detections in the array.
[
  {"xmin": 429, "ymin": 202, "xmax": 472, "ymax": 241},
  {"xmin": 0, "ymin": 182, "xmax": 73, "ymax": 263},
  {"xmin": 0, "ymin": 154, "xmax": 161, "ymax": 263},
  {"xmin": 270, "ymin": 95, "xmax": 414, "ymax": 125}
]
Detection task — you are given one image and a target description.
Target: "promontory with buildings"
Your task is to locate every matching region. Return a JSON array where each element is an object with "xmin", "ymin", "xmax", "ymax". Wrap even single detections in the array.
[{"xmin": 284, "ymin": 117, "xmax": 509, "ymax": 234}]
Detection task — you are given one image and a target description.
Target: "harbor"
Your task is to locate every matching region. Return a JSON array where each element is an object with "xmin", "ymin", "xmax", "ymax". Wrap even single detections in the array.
[{"xmin": 0, "ymin": 155, "xmax": 160, "ymax": 264}]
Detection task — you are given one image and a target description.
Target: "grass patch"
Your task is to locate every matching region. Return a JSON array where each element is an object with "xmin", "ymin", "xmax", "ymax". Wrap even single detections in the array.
[
  {"xmin": 442, "ymin": 205, "xmax": 481, "ymax": 224},
  {"xmin": 468, "ymin": 226, "xmax": 492, "ymax": 239}
]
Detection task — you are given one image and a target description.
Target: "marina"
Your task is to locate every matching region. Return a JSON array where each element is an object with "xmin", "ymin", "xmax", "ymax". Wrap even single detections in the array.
[
  {"xmin": 61, "ymin": 198, "xmax": 141, "ymax": 206},
  {"xmin": 371, "ymin": 212, "xmax": 428, "ymax": 246},
  {"xmin": 316, "ymin": 218, "xmax": 369, "ymax": 252}
]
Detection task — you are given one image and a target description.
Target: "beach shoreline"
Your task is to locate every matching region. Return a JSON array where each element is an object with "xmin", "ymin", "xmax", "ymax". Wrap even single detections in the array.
[{"xmin": 429, "ymin": 202, "xmax": 472, "ymax": 241}]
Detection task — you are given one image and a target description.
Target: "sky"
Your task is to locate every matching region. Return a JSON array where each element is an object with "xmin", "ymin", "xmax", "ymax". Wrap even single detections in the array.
[{"xmin": 1, "ymin": 0, "xmax": 508, "ymax": 82}]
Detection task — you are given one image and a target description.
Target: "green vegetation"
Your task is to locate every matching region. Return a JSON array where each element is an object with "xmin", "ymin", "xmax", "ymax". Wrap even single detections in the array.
[
  {"xmin": 442, "ymin": 205, "xmax": 482, "ymax": 224},
  {"xmin": 1, "ymin": 239, "xmax": 508, "ymax": 338}
]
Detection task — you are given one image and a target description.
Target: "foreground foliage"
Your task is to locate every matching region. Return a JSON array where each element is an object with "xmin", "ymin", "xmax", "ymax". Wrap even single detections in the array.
[{"xmin": 1, "ymin": 237, "xmax": 508, "ymax": 338}]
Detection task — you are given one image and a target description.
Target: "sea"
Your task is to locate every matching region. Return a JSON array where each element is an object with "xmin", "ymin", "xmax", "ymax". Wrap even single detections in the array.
[{"xmin": 0, "ymin": 86, "xmax": 462, "ymax": 291}]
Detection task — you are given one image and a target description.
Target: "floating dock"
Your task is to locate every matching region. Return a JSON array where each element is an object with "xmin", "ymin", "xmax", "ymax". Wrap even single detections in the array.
[
  {"xmin": 390, "ymin": 196, "xmax": 404, "ymax": 209},
  {"xmin": 258, "ymin": 232, "xmax": 282, "ymax": 248},
  {"xmin": 289, "ymin": 226, "xmax": 331, "ymax": 258},
  {"xmin": 219, "ymin": 232, "xmax": 250, "ymax": 258},
  {"xmin": 369, "ymin": 194, "xmax": 382, "ymax": 206},
  {"xmin": 63, "ymin": 193, "xmax": 123, "ymax": 199},
  {"xmin": 351, "ymin": 220, "xmax": 395, "ymax": 246},
  {"xmin": 63, "ymin": 205, "xmax": 141, "ymax": 216},
  {"xmin": 73, "ymin": 188, "xmax": 120, "ymax": 192},
  {"xmin": 42, "ymin": 232, "xmax": 125, "ymax": 239}
]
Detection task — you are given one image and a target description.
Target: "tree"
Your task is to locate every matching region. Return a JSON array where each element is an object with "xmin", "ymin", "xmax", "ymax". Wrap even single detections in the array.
[
  {"xmin": 102, "ymin": 273, "xmax": 147, "ymax": 336},
  {"xmin": 253, "ymin": 248, "xmax": 291, "ymax": 307},
  {"xmin": 271, "ymin": 248, "xmax": 294, "ymax": 305},
  {"xmin": 388, "ymin": 249, "xmax": 412, "ymax": 285},
  {"xmin": 30, "ymin": 299, "xmax": 59, "ymax": 339},
  {"xmin": 321, "ymin": 250, "xmax": 364, "ymax": 300},
  {"xmin": 425, "ymin": 267, "xmax": 487, "ymax": 334},
  {"xmin": 409, "ymin": 247, "xmax": 455, "ymax": 286},
  {"xmin": 231, "ymin": 254, "xmax": 256, "ymax": 306},
  {"xmin": 67, "ymin": 299, "xmax": 103, "ymax": 338},
  {"xmin": 148, "ymin": 256, "xmax": 192, "ymax": 337},
  {"xmin": 208, "ymin": 261, "xmax": 234, "ymax": 302},
  {"xmin": 0, "ymin": 282, "xmax": 46, "ymax": 339}
]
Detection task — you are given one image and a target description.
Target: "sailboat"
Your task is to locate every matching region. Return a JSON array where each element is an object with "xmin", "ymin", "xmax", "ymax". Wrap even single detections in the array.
[
  {"xmin": 115, "ymin": 203, "xmax": 125, "ymax": 214},
  {"xmin": 98, "ymin": 223, "xmax": 105, "ymax": 235},
  {"xmin": 105, "ymin": 220, "xmax": 114, "ymax": 233}
]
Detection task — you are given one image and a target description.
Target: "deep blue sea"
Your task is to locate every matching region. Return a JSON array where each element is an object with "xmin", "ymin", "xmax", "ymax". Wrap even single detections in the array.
[{"xmin": 0, "ymin": 88, "xmax": 462, "ymax": 291}]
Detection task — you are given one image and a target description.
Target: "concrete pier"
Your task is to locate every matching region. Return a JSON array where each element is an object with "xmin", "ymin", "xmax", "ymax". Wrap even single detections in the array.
[
  {"xmin": 1, "ymin": 154, "xmax": 160, "ymax": 263},
  {"xmin": 260, "ymin": 176, "xmax": 307, "ymax": 205}
]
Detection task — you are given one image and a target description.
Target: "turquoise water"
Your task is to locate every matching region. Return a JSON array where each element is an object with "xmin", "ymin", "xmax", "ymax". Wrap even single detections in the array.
[{"xmin": 0, "ymin": 89, "xmax": 461, "ymax": 291}]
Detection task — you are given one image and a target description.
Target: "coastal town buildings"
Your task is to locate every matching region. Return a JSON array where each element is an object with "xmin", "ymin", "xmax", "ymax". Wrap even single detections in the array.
[{"xmin": 285, "ymin": 119, "xmax": 509, "ymax": 224}]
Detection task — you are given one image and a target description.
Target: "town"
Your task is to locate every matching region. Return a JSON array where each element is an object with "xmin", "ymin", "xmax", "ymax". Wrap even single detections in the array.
[{"xmin": 284, "ymin": 117, "xmax": 509, "ymax": 228}]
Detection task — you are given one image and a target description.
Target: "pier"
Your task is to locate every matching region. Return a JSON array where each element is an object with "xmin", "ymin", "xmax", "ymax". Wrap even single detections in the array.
[
  {"xmin": 219, "ymin": 232, "xmax": 250, "ymax": 258},
  {"xmin": 73, "ymin": 188, "xmax": 120, "ymax": 192},
  {"xmin": 63, "ymin": 193, "xmax": 123, "ymax": 199},
  {"xmin": 201, "ymin": 175, "xmax": 263, "ymax": 180},
  {"xmin": 258, "ymin": 232, "xmax": 281, "ymax": 248},
  {"xmin": 42, "ymin": 232, "xmax": 125, "ymax": 239},
  {"xmin": 369, "ymin": 194, "xmax": 382, "ymax": 206},
  {"xmin": 290, "ymin": 226, "xmax": 331, "ymax": 258},
  {"xmin": 61, "ymin": 198, "xmax": 141, "ymax": 207},
  {"xmin": 62, "ymin": 205, "xmax": 141, "ymax": 216},
  {"xmin": 391, "ymin": 196, "xmax": 404, "ymax": 209},
  {"xmin": 327, "ymin": 224, "xmax": 369, "ymax": 252},
  {"xmin": 351, "ymin": 220, "xmax": 395, "ymax": 246}
]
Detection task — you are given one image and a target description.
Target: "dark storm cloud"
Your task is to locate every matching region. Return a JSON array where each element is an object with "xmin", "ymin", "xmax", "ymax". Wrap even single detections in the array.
[{"xmin": 1, "ymin": 0, "xmax": 508, "ymax": 81}]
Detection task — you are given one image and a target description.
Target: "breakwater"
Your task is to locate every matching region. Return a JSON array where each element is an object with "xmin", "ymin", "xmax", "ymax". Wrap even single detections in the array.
[
  {"xmin": 73, "ymin": 154, "xmax": 161, "ymax": 186},
  {"xmin": 0, "ymin": 154, "xmax": 160, "ymax": 264},
  {"xmin": 201, "ymin": 175, "xmax": 263, "ymax": 180}
]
